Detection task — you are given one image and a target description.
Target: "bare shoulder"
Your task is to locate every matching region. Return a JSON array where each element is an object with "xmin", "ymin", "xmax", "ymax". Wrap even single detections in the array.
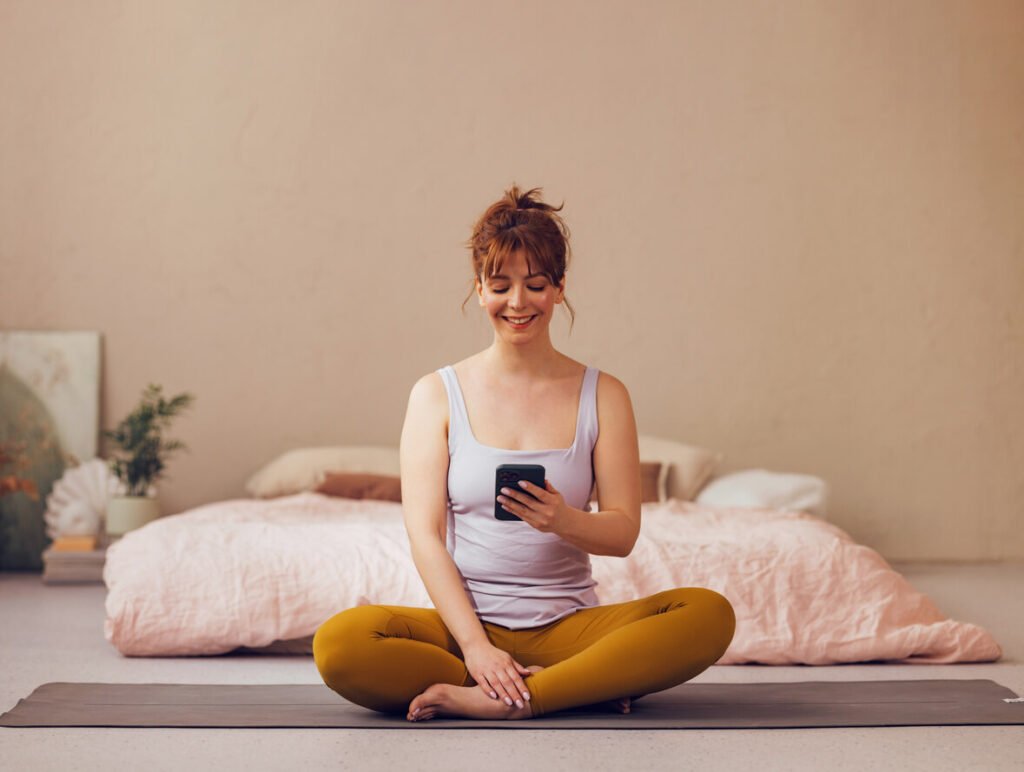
[
  {"xmin": 409, "ymin": 370, "xmax": 449, "ymax": 428},
  {"xmin": 412, "ymin": 369, "xmax": 447, "ymax": 399},
  {"xmin": 595, "ymin": 370, "xmax": 631, "ymax": 405},
  {"xmin": 594, "ymin": 370, "xmax": 638, "ymax": 452}
]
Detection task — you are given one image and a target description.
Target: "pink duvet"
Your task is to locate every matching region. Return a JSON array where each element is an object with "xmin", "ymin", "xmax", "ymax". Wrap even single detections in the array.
[{"xmin": 103, "ymin": 492, "xmax": 1001, "ymax": 663}]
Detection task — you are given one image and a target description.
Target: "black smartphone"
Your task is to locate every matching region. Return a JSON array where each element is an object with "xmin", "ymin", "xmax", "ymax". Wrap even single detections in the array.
[{"xmin": 495, "ymin": 464, "xmax": 546, "ymax": 521}]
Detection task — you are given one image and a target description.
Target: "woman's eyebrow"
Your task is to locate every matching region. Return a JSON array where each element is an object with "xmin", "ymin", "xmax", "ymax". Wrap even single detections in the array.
[{"xmin": 489, "ymin": 272, "xmax": 546, "ymax": 280}]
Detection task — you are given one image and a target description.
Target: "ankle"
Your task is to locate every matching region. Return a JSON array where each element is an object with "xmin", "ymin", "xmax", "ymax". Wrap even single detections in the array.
[{"xmin": 506, "ymin": 696, "xmax": 535, "ymax": 720}]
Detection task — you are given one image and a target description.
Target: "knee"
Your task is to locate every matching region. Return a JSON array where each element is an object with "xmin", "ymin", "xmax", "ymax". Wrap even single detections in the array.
[
  {"xmin": 695, "ymin": 588, "xmax": 736, "ymax": 655},
  {"xmin": 312, "ymin": 605, "xmax": 390, "ymax": 685},
  {"xmin": 659, "ymin": 586, "xmax": 736, "ymax": 655}
]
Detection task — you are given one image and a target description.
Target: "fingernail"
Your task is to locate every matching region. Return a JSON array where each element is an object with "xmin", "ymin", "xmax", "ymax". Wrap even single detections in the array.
[
  {"xmin": 491, "ymin": 691, "xmax": 498, "ymax": 699},
  {"xmin": 515, "ymin": 699, "xmax": 524, "ymax": 708},
  {"xmin": 505, "ymin": 697, "xmax": 513, "ymax": 706},
  {"xmin": 413, "ymin": 707, "xmax": 420, "ymax": 714},
  {"xmin": 518, "ymin": 480, "xmax": 527, "ymax": 487},
  {"xmin": 523, "ymin": 691, "xmax": 530, "ymax": 700}
]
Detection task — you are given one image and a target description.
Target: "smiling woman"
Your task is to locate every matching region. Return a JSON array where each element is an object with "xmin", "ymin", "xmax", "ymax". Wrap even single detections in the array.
[
  {"xmin": 312, "ymin": 183, "xmax": 736, "ymax": 725},
  {"xmin": 461, "ymin": 184, "xmax": 577, "ymax": 336}
]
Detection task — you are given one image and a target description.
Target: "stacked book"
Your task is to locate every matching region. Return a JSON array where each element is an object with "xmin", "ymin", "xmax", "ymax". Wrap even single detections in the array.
[{"xmin": 41, "ymin": 534, "xmax": 111, "ymax": 585}]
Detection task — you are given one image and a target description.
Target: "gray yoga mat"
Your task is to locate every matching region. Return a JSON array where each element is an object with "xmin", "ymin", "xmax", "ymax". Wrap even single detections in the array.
[{"xmin": 2, "ymin": 679, "xmax": 1023, "ymax": 729}]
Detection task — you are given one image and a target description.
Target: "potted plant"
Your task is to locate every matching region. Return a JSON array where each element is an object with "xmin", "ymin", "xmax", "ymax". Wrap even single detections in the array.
[{"xmin": 102, "ymin": 384, "xmax": 195, "ymax": 538}]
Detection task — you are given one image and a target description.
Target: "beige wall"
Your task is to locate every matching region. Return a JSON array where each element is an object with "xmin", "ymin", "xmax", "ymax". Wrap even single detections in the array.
[{"xmin": 1, "ymin": 0, "xmax": 1021, "ymax": 560}]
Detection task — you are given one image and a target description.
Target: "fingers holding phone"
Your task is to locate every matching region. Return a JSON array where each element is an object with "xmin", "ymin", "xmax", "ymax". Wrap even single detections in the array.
[
  {"xmin": 494, "ymin": 465, "xmax": 568, "ymax": 534},
  {"xmin": 494, "ymin": 464, "xmax": 545, "ymax": 521}
]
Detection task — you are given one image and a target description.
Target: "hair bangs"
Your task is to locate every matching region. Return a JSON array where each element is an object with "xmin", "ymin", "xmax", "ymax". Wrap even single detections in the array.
[{"xmin": 483, "ymin": 229, "xmax": 556, "ymax": 285}]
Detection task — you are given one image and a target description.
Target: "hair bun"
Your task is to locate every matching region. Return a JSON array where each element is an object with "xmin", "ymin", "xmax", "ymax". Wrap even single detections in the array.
[{"xmin": 508, "ymin": 185, "xmax": 561, "ymax": 214}]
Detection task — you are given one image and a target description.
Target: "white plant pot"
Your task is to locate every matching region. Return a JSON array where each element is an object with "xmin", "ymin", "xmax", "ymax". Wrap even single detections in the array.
[{"xmin": 106, "ymin": 496, "xmax": 161, "ymax": 537}]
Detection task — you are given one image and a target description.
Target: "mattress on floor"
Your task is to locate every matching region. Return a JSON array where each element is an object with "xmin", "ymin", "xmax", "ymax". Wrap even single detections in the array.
[{"xmin": 103, "ymin": 492, "xmax": 1002, "ymax": 664}]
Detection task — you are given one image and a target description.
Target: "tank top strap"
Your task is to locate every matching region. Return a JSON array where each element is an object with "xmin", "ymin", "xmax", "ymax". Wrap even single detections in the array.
[
  {"xmin": 576, "ymin": 366, "xmax": 600, "ymax": 452},
  {"xmin": 436, "ymin": 365, "xmax": 467, "ymax": 454}
]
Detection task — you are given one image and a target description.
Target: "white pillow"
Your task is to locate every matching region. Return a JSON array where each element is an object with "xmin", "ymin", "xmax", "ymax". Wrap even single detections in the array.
[
  {"xmin": 245, "ymin": 446, "xmax": 400, "ymax": 499},
  {"xmin": 694, "ymin": 468, "xmax": 829, "ymax": 517}
]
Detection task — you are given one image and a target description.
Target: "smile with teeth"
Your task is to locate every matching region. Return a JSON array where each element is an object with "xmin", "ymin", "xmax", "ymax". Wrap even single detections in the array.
[{"xmin": 503, "ymin": 315, "xmax": 537, "ymax": 327}]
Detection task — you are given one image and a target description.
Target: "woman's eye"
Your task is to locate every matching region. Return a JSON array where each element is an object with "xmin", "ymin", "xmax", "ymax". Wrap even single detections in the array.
[{"xmin": 493, "ymin": 286, "xmax": 545, "ymax": 293}]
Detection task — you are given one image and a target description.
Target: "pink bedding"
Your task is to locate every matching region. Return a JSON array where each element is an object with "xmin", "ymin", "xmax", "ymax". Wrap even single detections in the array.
[{"xmin": 103, "ymin": 492, "xmax": 1001, "ymax": 664}]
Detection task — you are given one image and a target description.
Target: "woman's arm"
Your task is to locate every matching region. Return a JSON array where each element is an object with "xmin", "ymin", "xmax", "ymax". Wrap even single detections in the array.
[
  {"xmin": 399, "ymin": 373, "xmax": 490, "ymax": 653},
  {"xmin": 407, "ymin": 537, "xmax": 489, "ymax": 651},
  {"xmin": 571, "ymin": 372, "xmax": 642, "ymax": 557},
  {"xmin": 556, "ymin": 506, "xmax": 639, "ymax": 557}
]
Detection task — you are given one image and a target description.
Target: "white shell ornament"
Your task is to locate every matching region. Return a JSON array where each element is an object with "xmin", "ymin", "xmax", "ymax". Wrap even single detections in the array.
[{"xmin": 44, "ymin": 458, "xmax": 125, "ymax": 539}]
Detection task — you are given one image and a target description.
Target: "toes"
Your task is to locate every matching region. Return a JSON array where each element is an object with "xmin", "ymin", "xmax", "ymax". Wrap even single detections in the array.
[
  {"xmin": 408, "ymin": 706, "xmax": 434, "ymax": 722},
  {"xmin": 408, "ymin": 684, "xmax": 448, "ymax": 721},
  {"xmin": 407, "ymin": 693, "xmax": 431, "ymax": 718}
]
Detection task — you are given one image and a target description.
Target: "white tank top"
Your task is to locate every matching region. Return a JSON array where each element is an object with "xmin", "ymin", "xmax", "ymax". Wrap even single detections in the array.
[{"xmin": 436, "ymin": 364, "xmax": 601, "ymax": 629}]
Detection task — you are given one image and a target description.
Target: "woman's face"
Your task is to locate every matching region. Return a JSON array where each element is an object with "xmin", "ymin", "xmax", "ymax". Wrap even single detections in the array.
[{"xmin": 477, "ymin": 251, "xmax": 563, "ymax": 339}]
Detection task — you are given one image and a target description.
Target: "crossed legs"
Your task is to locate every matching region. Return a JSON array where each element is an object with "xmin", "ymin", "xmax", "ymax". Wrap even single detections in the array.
[{"xmin": 312, "ymin": 587, "xmax": 736, "ymax": 720}]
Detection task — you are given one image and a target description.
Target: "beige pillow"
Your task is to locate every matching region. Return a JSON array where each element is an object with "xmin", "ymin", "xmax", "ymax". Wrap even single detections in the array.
[
  {"xmin": 637, "ymin": 434, "xmax": 724, "ymax": 501},
  {"xmin": 245, "ymin": 446, "xmax": 400, "ymax": 499}
]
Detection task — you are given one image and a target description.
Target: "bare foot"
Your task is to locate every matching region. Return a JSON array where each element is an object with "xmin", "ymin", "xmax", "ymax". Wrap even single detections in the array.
[
  {"xmin": 523, "ymin": 664, "xmax": 633, "ymax": 714},
  {"xmin": 407, "ymin": 683, "xmax": 533, "ymax": 722}
]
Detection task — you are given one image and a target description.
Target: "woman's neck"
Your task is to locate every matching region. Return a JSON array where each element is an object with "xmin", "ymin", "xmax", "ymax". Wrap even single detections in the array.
[{"xmin": 479, "ymin": 345, "xmax": 567, "ymax": 381}]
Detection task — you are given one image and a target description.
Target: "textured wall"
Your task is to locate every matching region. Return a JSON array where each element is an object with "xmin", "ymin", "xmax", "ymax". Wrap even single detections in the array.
[{"xmin": 1, "ymin": 0, "xmax": 1021, "ymax": 560}]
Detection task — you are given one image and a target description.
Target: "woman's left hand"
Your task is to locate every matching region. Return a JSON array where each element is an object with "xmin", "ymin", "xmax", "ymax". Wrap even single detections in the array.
[{"xmin": 497, "ymin": 478, "xmax": 569, "ymax": 534}]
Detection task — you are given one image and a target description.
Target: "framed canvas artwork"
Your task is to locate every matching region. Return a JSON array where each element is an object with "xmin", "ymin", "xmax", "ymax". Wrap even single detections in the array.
[{"xmin": 0, "ymin": 331, "xmax": 101, "ymax": 570}]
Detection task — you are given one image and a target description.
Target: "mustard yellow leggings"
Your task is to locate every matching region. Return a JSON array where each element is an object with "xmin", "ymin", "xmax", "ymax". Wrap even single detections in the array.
[{"xmin": 312, "ymin": 587, "xmax": 736, "ymax": 718}]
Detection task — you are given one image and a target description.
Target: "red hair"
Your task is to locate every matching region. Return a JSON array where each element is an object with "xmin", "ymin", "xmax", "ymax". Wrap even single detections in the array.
[{"xmin": 461, "ymin": 184, "xmax": 576, "ymax": 333}]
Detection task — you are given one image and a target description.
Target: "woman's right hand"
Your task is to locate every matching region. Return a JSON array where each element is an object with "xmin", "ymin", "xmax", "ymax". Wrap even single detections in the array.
[{"xmin": 462, "ymin": 641, "xmax": 532, "ymax": 707}]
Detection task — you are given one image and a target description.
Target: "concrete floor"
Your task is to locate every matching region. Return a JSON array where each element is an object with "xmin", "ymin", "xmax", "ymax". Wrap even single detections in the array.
[{"xmin": 1, "ymin": 561, "xmax": 1022, "ymax": 772}]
